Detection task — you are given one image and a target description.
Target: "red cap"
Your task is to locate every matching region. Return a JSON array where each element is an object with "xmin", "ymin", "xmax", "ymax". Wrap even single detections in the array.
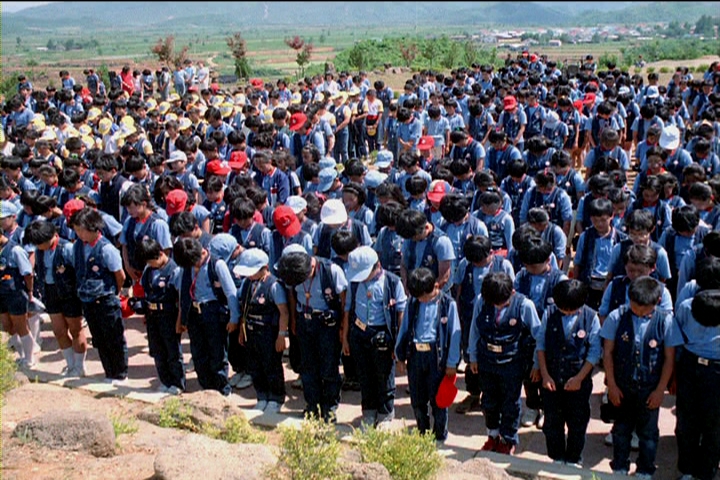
[
  {"xmin": 435, "ymin": 374, "xmax": 458, "ymax": 409},
  {"xmin": 503, "ymin": 95, "xmax": 518, "ymax": 111},
  {"xmin": 187, "ymin": 85, "xmax": 199, "ymax": 93},
  {"xmin": 250, "ymin": 78, "xmax": 264, "ymax": 88},
  {"xmin": 132, "ymin": 282, "xmax": 145, "ymax": 298},
  {"xmin": 289, "ymin": 112, "xmax": 307, "ymax": 132},
  {"xmin": 573, "ymin": 100, "xmax": 584, "ymax": 111},
  {"xmin": 583, "ymin": 92, "xmax": 597, "ymax": 105},
  {"xmin": 530, "ymin": 54, "xmax": 538, "ymax": 62},
  {"xmin": 418, "ymin": 136, "xmax": 435, "ymax": 151},
  {"xmin": 120, "ymin": 295, "xmax": 135, "ymax": 319},
  {"xmin": 62, "ymin": 199, "xmax": 86, "ymax": 220},
  {"xmin": 210, "ymin": 83, "xmax": 220, "ymax": 94},
  {"xmin": 273, "ymin": 205, "xmax": 301, "ymax": 238},
  {"xmin": 427, "ymin": 180, "xmax": 452, "ymax": 204},
  {"xmin": 206, "ymin": 160, "xmax": 231, "ymax": 176},
  {"xmin": 165, "ymin": 189, "xmax": 188, "ymax": 216},
  {"xmin": 229, "ymin": 150, "xmax": 248, "ymax": 170}
]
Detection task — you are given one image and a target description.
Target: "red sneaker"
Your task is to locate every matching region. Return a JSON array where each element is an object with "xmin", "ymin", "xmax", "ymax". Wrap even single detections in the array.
[
  {"xmin": 481, "ymin": 436, "xmax": 498, "ymax": 451},
  {"xmin": 494, "ymin": 439, "xmax": 516, "ymax": 455}
]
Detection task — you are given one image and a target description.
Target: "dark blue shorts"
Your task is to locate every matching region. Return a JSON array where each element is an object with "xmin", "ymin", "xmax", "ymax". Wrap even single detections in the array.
[
  {"xmin": 0, "ymin": 291, "xmax": 29, "ymax": 316},
  {"xmin": 43, "ymin": 283, "xmax": 83, "ymax": 318}
]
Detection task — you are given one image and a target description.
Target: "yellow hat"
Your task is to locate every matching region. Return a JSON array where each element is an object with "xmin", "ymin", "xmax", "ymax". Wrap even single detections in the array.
[
  {"xmin": 348, "ymin": 87, "xmax": 361, "ymax": 97},
  {"xmin": 190, "ymin": 93, "xmax": 200, "ymax": 104},
  {"xmin": 164, "ymin": 113, "xmax": 178, "ymax": 123},
  {"xmin": 40, "ymin": 129, "xmax": 57, "ymax": 141},
  {"xmin": 233, "ymin": 93, "xmax": 246, "ymax": 106},
  {"xmin": 168, "ymin": 93, "xmax": 181, "ymax": 103},
  {"xmin": 219, "ymin": 103, "xmax": 234, "ymax": 118},
  {"xmin": 120, "ymin": 115, "xmax": 135, "ymax": 128},
  {"xmin": 291, "ymin": 92, "xmax": 302, "ymax": 105},
  {"xmin": 178, "ymin": 117, "xmax": 193, "ymax": 130},
  {"xmin": 145, "ymin": 98, "xmax": 158, "ymax": 111},
  {"xmin": 81, "ymin": 135, "xmax": 96, "ymax": 150},
  {"xmin": 158, "ymin": 102, "xmax": 171, "ymax": 115},
  {"xmin": 98, "ymin": 118, "xmax": 113, "ymax": 136},
  {"xmin": 0, "ymin": 129, "xmax": 5, "ymax": 143},
  {"xmin": 78, "ymin": 125, "xmax": 93, "ymax": 136},
  {"xmin": 211, "ymin": 95, "xmax": 225, "ymax": 107},
  {"xmin": 119, "ymin": 125, "xmax": 137, "ymax": 139},
  {"xmin": 86, "ymin": 108, "xmax": 102, "ymax": 122},
  {"xmin": 196, "ymin": 104, "xmax": 208, "ymax": 116},
  {"xmin": 333, "ymin": 92, "xmax": 348, "ymax": 102},
  {"xmin": 31, "ymin": 121, "xmax": 47, "ymax": 133}
]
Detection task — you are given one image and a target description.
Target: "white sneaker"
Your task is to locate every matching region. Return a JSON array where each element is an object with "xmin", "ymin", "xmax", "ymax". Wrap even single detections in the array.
[
  {"xmin": 254, "ymin": 400, "xmax": 268, "ymax": 411},
  {"xmin": 521, "ymin": 408, "xmax": 538, "ymax": 427},
  {"xmin": 111, "ymin": 378, "xmax": 129, "ymax": 387},
  {"xmin": 61, "ymin": 366, "xmax": 77, "ymax": 377},
  {"xmin": 72, "ymin": 366, "xmax": 86, "ymax": 378},
  {"xmin": 165, "ymin": 386, "xmax": 182, "ymax": 396},
  {"xmin": 156, "ymin": 384, "xmax": 169, "ymax": 393},
  {"xmin": 265, "ymin": 401, "xmax": 281, "ymax": 414},
  {"xmin": 234, "ymin": 372, "xmax": 253, "ymax": 389}
]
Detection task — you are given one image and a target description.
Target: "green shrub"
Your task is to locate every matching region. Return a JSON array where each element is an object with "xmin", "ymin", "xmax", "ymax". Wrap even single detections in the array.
[
  {"xmin": 213, "ymin": 415, "xmax": 266, "ymax": 444},
  {"xmin": 0, "ymin": 338, "xmax": 17, "ymax": 401},
  {"xmin": 659, "ymin": 67, "xmax": 671, "ymax": 74},
  {"xmin": 110, "ymin": 413, "xmax": 139, "ymax": 437},
  {"xmin": 157, "ymin": 398, "xmax": 198, "ymax": 432},
  {"xmin": 354, "ymin": 426, "xmax": 442, "ymax": 480},
  {"xmin": 271, "ymin": 414, "xmax": 348, "ymax": 480},
  {"xmin": 646, "ymin": 67, "xmax": 656, "ymax": 74},
  {"xmin": 696, "ymin": 64, "xmax": 709, "ymax": 73}
]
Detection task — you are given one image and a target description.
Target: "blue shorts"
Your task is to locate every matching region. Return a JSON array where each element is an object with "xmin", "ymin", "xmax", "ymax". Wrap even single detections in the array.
[
  {"xmin": 43, "ymin": 284, "xmax": 83, "ymax": 318},
  {"xmin": 0, "ymin": 291, "xmax": 29, "ymax": 316}
]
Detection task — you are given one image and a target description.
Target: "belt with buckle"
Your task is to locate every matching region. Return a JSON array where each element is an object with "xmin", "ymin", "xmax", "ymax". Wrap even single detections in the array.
[
  {"xmin": 148, "ymin": 302, "xmax": 173, "ymax": 311},
  {"xmin": 301, "ymin": 309, "xmax": 324, "ymax": 320},
  {"xmin": 415, "ymin": 342, "xmax": 432, "ymax": 352},
  {"xmin": 687, "ymin": 350, "xmax": 720, "ymax": 367},
  {"xmin": 487, "ymin": 343, "xmax": 503, "ymax": 353}
]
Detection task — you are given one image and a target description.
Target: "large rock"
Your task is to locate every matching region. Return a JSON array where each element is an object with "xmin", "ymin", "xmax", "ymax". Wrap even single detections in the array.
[
  {"xmin": 139, "ymin": 390, "xmax": 247, "ymax": 431},
  {"xmin": 153, "ymin": 433, "xmax": 277, "ymax": 480},
  {"xmin": 342, "ymin": 462, "xmax": 391, "ymax": 480},
  {"xmin": 13, "ymin": 410, "xmax": 115, "ymax": 457},
  {"xmin": 453, "ymin": 457, "xmax": 519, "ymax": 480}
]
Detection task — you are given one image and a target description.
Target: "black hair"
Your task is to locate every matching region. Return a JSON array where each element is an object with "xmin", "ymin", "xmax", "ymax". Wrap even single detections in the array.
[
  {"xmin": 124, "ymin": 156, "xmax": 146, "ymax": 175},
  {"xmin": 625, "ymin": 209, "xmax": 655, "ymax": 233},
  {"xmin": 691, "ymin": 290, "xmax": 720, "ymax": 327},
  {"xmin": 68, "ymin": 207, "xmax": 105, "ymax": 231},
  {"xmin": 173, "ymin": 237, "xmax": 204, "ymax": 268},
  {"xmin": 481, "ymin": 272, "xmax": 514, "ymax": 306},
  {"xmin": 121, "ymin": 183, "xmax": 152, "ymax": 207},
  {"xmin": 374, "ymin": 201, "xmax": 404, "ymax": 229},
  {"xmin": 375, "ymin": 182, "xmax": 408, "ymax": 207},
  {"xmin": 344, "ymin": 160, "xmax": 366, "ymax": 178},
  {"xmin": 589, "ymin": 197, "xmax": 613, "ymax": 217},
  {"xmin": 552, "ymin": 279, "xmax": 587, "ymax": 312},
  {"xmin": 534, "ymin": 170, "xmax": 556, "ymax": 188},
  {"xmin": 405, "ymin": 176, "xmax": 428, "ymax": 197},
  {"xmin": 479, "ymin": 190, "xmax": 502, "ymax": 207},
  {"xmin": 302, "ymin": 162, "xmax": 321, "ymax": 182},
  {"xmin": 136, "ymin": 237, "xmax": 163, "ymax": 265},
  {"xmin": 624, "ymin": 244, "xmax": 657, "ymax": 267},
  {"xmin": 398, "ymin": 152, "xmax": 420, "ymax": 169},
  {"xmin": 518, "ymin": 236, "xmax": 553, "ymax": 265},
  {"xmin": 342, "ymin": 182, "xmax": 367, "ymax": 205},
  {"xmin": 439, "ymin": 193, "xmax": 470, "ymax": 223},
  {"xmin": 407, "ymin": 267, "xmax": 437, "ymax": 298},
  {"xmin": 448, "ymin": 158, "xmax": 472, "ymax": 177},
  {"xmin": 527, "ymin": 208, "xmax": 550, "ymax": 224},
  {"xmin": 696, "ymin": 257, "xmax": 720, "ymax": 291},
  {"xmin": 464, "ymin": 235, "xmax": 492, "ymax": 264},
  {"xmin": 276, "ymin": 252, "xmax": 313, "ymax": 287},
  {"xmin": 689, "ymin": 182, "xmax": 713, "ymax": 202},
  {"xmin": 22, "ymin": 220, "xmax": 56, "ymax": 246},
  {"xmin": 395, "ymin": 208, "xmax": 428, "ymax": 240},
  {"xmin": 639, "ymin": 175, "xmax": 662, "ymax": 195},
  {"xmin": 671, "ymin": 205, "xmax": 699, "ymax": 233},
  {"xmin": 507, "ymin": 159, "xmax": 529, "ymax": 178},
  {"xmin": 550, "ymin": 150, "xmax": 572, "ymax": 168},
  {"xmin": 331, "ymin": 229, "xmax": 359, "ymax": 257},
  {"xmin": 231, "ymin": 197, "xmax": 257, "ymax": 221},
  {"xmin": 628, "ymin": 276, "xmax": 663, "ymax": 306},
  {"xmin": 203, "ymin": 176, "xmax": 225, "ymax": 194},
  {"xmin": 95, "ymin": 154, "xmax": 119, "ymax": 172},
  {"xmin": 169, "ymin": 211, "xmax": 199, "ymax": 237}
]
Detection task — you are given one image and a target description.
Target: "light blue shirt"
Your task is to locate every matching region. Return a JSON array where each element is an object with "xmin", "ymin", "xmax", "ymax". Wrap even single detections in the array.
[
  {"xmin": 344, "ymin": 271, "xmax": 407, "ymax": 326},
  {"xmin": 190, "ymin": 257, "xmax": 241, "ymax": 324},
  {"xmin": 4, "ymin": 244, "xmax": 33, "ymax": 276},
  {"xmin": 395, "ymin": 294, "xmax": 461, "ymax": 367},
  {"xmin": 599, "ymin": 280, "xmax": 673, "ymax": 318},
  {"xmin": 519, "ymin": 187, "xmax": 573, "ymax": 225},
  {"xmin": 574, "ymin": 230, "xmax": 617, "ymax": 279},
  {"xmin": 453, "ymin": 257, "xmax": 516, "ymax": 299},
  {"xmin": 293, "ymin": 261, "xmax": 347, "ymax": 312},
  {"xmin": 468, "ymin": 294, "xmax": 540, "ymax": 364},
  {"xmin": 675, "ymin": 281, "xmax": 699, "ymax": 313},
  {"xmin": 238, "ymin": 278, "xmax": 287, "ymax": 306},
  {"xmin": 536, "ymin": 309, "xmax": 603, "ymax": 367},
  {"xmin": 675, "ymin": 297, "xmax": 720, "ymax": 360},
  {"xmin": 43, "ymin": 241, "xmax": 74, "ymax": 285},
  {"xmin": 120, "ymin": 216, "xmax": 172, "ymax": 249},
  {"xmin": 401, "ymin": 232, "xmax": 456, "ymax": 270},
  {"xmin": 600, "ymin": 308, "xmax": 684, "ymax": 361},
  {"xmin": 513, "ymin": 269, "xmax": 569, "ymax": 319}
]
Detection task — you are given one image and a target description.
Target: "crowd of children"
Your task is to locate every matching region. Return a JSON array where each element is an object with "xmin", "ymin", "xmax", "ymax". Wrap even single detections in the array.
[{"xmin": 1, "ymin": 52, "xmax": 720, "ymax": 479}]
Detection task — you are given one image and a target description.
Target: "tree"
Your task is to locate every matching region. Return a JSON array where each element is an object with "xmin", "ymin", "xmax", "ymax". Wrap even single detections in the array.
[
  {"xmin": 285, "ymin": 35, "xmax": 313, "ymax": 78},
  {"xmin": 462, "ymin": 40, "xmax": 479, "ymax": 66},
  {"xmin": 420, "ymin": 38, "xmax": 441, "ymax": 69},
  {"xmin": 47, "ymin": 39, "xmax": 56, "ymax": 50},
  {"xmin": 441, "ymin": 38, "xmax": 461, "ymax": 69},
  {"xmin": 151, "ymin": 35, "xmax": 189, "ymax": 70},
  {"xmin": 399, "ymin": 40, "xmax": 418, "ymax": 68},
  {"xmin": 226, "ymin": 31, "xmax": 252, "ymax": 81},
  {"xmin": 347, "ymin": 42, "xmax": 371, "ymax": 71},
  {"xmin": 64, "ymin": 38, "xmax": 75, "ymax": 51},
  {"xmin": 16, "ymin": 37, "xmax": 21, "ymax": 47}
]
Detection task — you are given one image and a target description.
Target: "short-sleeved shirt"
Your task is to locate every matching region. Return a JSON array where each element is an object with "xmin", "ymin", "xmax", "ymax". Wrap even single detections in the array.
[
  {"xmin": 293, "ymin": 261, "xmax": 348, "ymax": 312},
  {"xmin": 119, "ymin": 216, "xmax": 172, "ymax": 249},
  {"xmin": 43, "ymin": 241, "xmax": 74, "ymax": 285},
  {"xmin": 536, "ymin": 308, "xmax": 603, "ymax": 366},
  {"xmin": 598, "ymin": 281, "xmax": 673, "ymax": 318},
  {"xmin": 574, "ymin": 230, "xmax": 616, "ymax": 279},
  {"xmin": 401, "ymin": 232, "xmax": 456, "ymax": 270},
  {"xmin": 453, "ymin": 257, "xmax": 516, "ymax": 299},
  {"xmin": 608, "ymin": 242, "xmax": 671, "ymax": 281},
  {"xmin": 675, "ymin": 297, "xmax": 720, "ymax": 360},
  {"xmin": 345, "ymin": 271, "xmax": 407, "ymax": 327}
]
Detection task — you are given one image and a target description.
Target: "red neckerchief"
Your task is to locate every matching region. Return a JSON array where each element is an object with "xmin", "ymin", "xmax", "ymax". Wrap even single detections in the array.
[
  {"xmin": 136, "ymin": 211, "xmax": 152, "ymax": 224},
  {"xmin": 49, "ymin": 235, "xmax": 59, "ymax": 251},
  {"xmin": 85, "ymin": 233, "xmax": 102, "ymax": 247},
  {"xmin": 643, "ymin": 200, "xmax": 658, "ymax": 208}
]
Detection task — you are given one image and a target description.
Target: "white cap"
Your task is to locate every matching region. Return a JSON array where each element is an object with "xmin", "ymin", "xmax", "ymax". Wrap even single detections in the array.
[
  {"xmin": 286, "ymin": 195, "xmax": 307, "ymax": 214},
  {"xmin": 166, "ymin": 150, "xmax": 187, "ymax": 163},
  {"xmin": 659, "ymin": 125, "xmax": 680, "ymax": 151},
  {"xmin": 320, "ymin": 199, "xmax": 348, "ymax": 225}
]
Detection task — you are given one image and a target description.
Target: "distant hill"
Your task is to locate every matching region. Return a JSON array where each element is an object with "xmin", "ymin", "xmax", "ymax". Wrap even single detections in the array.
[{"xmin": 2, "ymin": 1, "xmax": 718, "ymax": 34}]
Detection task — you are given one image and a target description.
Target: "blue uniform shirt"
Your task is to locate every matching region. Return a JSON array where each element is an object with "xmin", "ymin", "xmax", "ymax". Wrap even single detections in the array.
[
  {"xmin": 600, "ymin": 308, "xmax": 683, "ymax": 360},
  {"xmin": 119, "ymin": 216, "xmax": 172, "ymax": 250},
  {"xmin": 344, "ymin": 270, "xmax": 407, "ymax": 326},
  {"xmin": 609, "ymin": 242, "xmax": 671, "ymax": 281},
  {"xmin": 293, "ymin": 261, "xmax": 348, "ymax": 312},
  {"xmin": 536, "ymin": 309, "xmax": 603, "ymax": 366},
  {"xmin": 189, "ymin": 257, "xmax": 241, "ymax": 324},
  {"xmin": 43, "ymin": 241, "xmax": 74, "ymax": 285},
  {"xmin": 599, "ymin": 281, "xmax": 674, "ymax": 318},
  {"xmin": 675, "ymin": 297, "xmax": 720, "ymax": 360},
  {"xmin": 453, "ymin": 257, "xmax": 516, "ymax": 299}
]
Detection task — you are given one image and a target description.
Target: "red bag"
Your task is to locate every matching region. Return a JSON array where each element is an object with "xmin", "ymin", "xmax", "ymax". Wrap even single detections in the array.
[{"xmin": 435, "ymin": 374, "xmax": 458, "ymax": 409}]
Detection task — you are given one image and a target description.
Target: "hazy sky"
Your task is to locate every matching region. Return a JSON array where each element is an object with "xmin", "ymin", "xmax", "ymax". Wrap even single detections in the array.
[{"xmin": 2, "ymin": 2, "xmax": 54, "ymax": 13}]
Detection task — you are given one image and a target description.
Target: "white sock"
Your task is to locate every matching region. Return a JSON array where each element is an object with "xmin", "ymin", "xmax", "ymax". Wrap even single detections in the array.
[
  {"xmin": 62, "ymin": 347, "xmax": 75, "ymax": 369},
  {"xmin": 488, "ymin": 428, "xmax": 500, "ymax": 438},
  {"xmin": 9, "ymin": 334, "xmax": 22, "ymax": 351},
  {"xmin": 27, "ymin": 314, "xmax": 41, "ymax": 342},
  {"xmin": 74, "ymin": 351, "xmax": 86, "ymax": 371},
  {"xmin": 20, "ymin": 334, "xmax": 35, "ymax": 363}
]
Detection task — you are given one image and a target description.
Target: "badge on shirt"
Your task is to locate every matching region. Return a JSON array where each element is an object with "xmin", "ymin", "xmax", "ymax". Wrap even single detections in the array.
[
  {"xmin": 576, "ymin": 329, "xmax": 586, "ymax": 339},
  {"xmin": 441, "ymin": 316, "xmax": 448, "ymax": 324},
  {"xmin": 158, "ymin": 281, "xmax": 166, "ymax": 288},
  {"xmin": 92, "ymin": 265, "xmax": 100, "ymax": 272},
  {"xmin": 648, "ymin": 339, "xmax": 658, "ymax": 348},
  {"xmin": 509, "ymin": 318, "xmax": 517, "ymax": 326},
  {"xmin": 324, "ymin": 288, "xmax": 332, "ymax": 295},
  {"xmin": 56, "ymin": 265, "xmax": 66, "ymax": 274},
  {"xmin": 249, "ymin": 241, "xmax": 256, "ymax": 247},
  {"xmin": 621, "ymin": 331, "xmax": 630, "ymax": 342},
  {"xmin": 426, "ymin": 255, "xmax": 434, "ymax": 265},
  {"xmin": 547, "ymin": 297, "xmax": 554, "ymax": 305},
  {"xmin": 213, "ymin": 281, "xmax": 222, "ymax": 288},
  {"xmin": 258, "ymin": 295, "xmax": 265, "ymax": 304}
]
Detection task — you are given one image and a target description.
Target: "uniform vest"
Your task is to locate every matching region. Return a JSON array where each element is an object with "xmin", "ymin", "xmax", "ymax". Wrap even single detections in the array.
[
  {"xmin": 376, "ymin": 227, "xmax": 403, "ymax": 275},
  {"xmin": 577, "ymin": 227, "xmax": 626, "ymax": 283},
  {"xmin": 458, "ymin": 255, "xmax": 505, "ymax": 312},
  {"xmin": 396, "ymin": 293, "xmax": 452, "ymax": 369},
  {"xmin": 524, "ymin": 105, "xmax": 544, "ymax": 138},
  {"xmin": 126, "ymin": 213, "xmax": 160, "ymax": 271},
  {"xmin": 141, "ymin": 258, "xmax": 178, "ymax": 311},
  {"xmin": 316, "ymin": 220, "xmax": 364, "ymax": 260},
  {"xmin": 544, "ymin": 304, "xmax": 596, "ymax": 384},
  {"xmin": 406, "ymin": 226, "xmax": 446, "ymax": 277},
  {"xmin": 74, "ymin": 237, "xmax": 117, "ymax": 302},
  {"xmin": 238, "ymin": 273, "xmax": 280, "ymax": 327},
  {"xmin": 474, "ymin": 293, "xmax": 529, "ymax": 367},
  {"xmin": 483, "ymin": 210, "xmax": 512, "ymax": 250},
  {"xmin": 526, "ymin": 187, "xmax": 564, "ymax": 226},
  {"xmin": 179, "ymin": 255, "xmax": 227, "ymax": 325},
  {"xmin": 0, "ymin": 240, "xmax": 26, "ymax": 294},
  {"xmin": 611, "ymin": 239, "xmax": 662, "ymax": 279},
  {"xmin": 36, "ymin": 238, "xmax": 76, "ymax": 299},
  {"xmin": 556, "ymin": 169, "xmax": 579, "ymax": 209},
  {"xmin": 614, "ymin": 305, "xmax": 667, "ymax": 391},
  {"xmin": 349, "ymin": 271, "xmax": 402, "ymax": 337},
  {"xmin": 516, "ymin": 267, "xmax": 565, "ymax": 318}
]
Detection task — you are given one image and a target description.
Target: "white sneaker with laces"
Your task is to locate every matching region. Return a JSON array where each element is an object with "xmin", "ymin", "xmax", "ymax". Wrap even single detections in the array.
[
  {"xmin": 254, "ymin": 400, "xmax": 268, "ymax": 411},
  {"xmin": 165, "ymin": 386, "xmax": 182, "ymax": 396},
  {"xmin": 265, "ymin": 401, "xmax": 281, "ymax": 414},
  {"xmin": 521, "ymin": 408, "xmax": 538, "ymax": 427},
  {"xmin": 111, "ymin": 378, "xmax": 129, "ymax": 387},
  {"xmin": 234, "ymin": 372, "xmax": 253, "ymax": 389}
]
